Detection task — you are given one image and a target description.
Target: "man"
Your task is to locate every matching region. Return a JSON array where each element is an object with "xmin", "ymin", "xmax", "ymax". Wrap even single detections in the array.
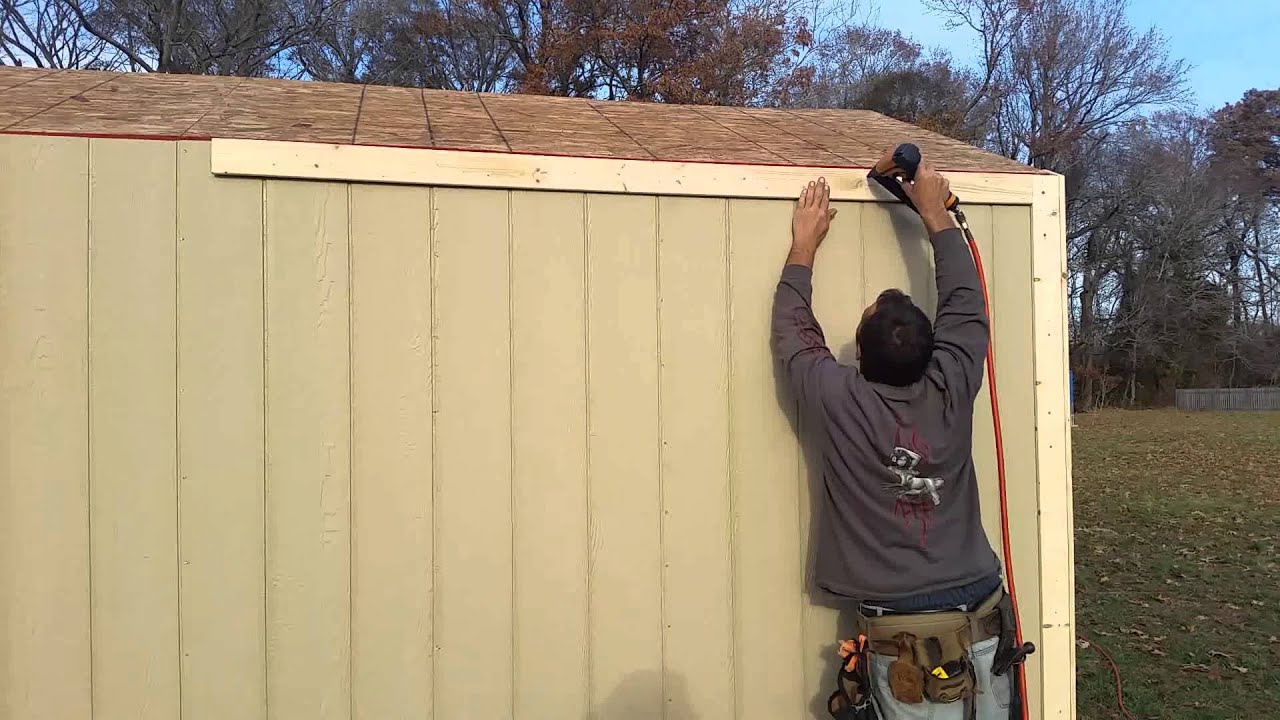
[{"xmin": 772, "ymin": 166, "xmax": 1020, "ymax": 719}]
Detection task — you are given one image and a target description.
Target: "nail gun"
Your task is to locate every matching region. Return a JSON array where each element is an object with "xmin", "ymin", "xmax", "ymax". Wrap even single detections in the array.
[{"xmin": 866, "ymin": 143, "xmax": 960, "ymax": 215}]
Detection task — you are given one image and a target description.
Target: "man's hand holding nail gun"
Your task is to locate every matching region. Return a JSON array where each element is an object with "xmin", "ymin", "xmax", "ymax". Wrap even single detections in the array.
[{"xmin": 901, "ymin": 161, "xmax": 957, "ymax": 235}]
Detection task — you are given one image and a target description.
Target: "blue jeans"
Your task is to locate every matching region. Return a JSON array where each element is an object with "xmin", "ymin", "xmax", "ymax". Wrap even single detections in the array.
[{"xmin": 861, "ymin": 572, "xmax": 1003, "ymax": 614}]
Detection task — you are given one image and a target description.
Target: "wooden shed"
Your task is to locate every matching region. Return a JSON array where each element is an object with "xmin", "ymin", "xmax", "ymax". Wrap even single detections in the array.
[{"xmin": 0, "ymin": 66, "xmax": 1074, "ymax": 720}]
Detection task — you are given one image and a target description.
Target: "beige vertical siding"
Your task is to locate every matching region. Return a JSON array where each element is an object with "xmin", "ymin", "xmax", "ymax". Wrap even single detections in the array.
[
  {"xmin": 264, "ymin": 179, "xmax": 353, "ymax": 720},
  {"xmin": 176, "ymin": 141, "xmax": 268, "ymax": 720},
  {"xmin": 0, "ymin": 135, "xmax": 1051, "ymax": 720},
  {"xmin": 728, "ymin": 199, "xmax": 805, "ymax": 719},
  {"xmin": 349, "ymin": 183, "xmax": 434, "ymax": 719},
  {"xmin": 88, "ymin": 139, "xmax": 181, "ymax": 719},
  {"xmin": 657, "ymin": 197, "xmax": 734, "ymax": 720},
  {"xmin": 0, "ymin": 135, "xmax": 92, "ymax": 720},
  {"xmin": 510, "ymin": 191, "xmax": 590, "ymax": 718},
  {"xmin": 991, "ymin": 205, "xmax": 1042, "ymax": 712},
  {"xmin": 585, "ymin": 194, "xmax": 665, "ymax": 717},
  {"xmin": 432, "ymin": 188, "xmax": 514, "ymax": 718}
]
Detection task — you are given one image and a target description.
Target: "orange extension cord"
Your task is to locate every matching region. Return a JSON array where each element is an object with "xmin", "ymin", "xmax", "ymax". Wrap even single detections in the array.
[
  {"xmin": 959, "ymin": 214, "xmax": 1030, "ymax": 720},
  {"xmin": 965, "ymin": 219, "xmax": 1135, "ymax": 720}
]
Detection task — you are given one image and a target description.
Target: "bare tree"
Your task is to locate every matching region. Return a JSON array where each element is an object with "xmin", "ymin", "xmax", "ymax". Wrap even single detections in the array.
[
  {"xmin": 802, "ymin": 20, "xmax": 981, "ymax": 140},
  {"xmin": 1, "ymin": 0, "xmax": 112, "ymax": 67},
  {"xmin": 64, "ymin": 0, "xmax": 337, "ymax": 74}
]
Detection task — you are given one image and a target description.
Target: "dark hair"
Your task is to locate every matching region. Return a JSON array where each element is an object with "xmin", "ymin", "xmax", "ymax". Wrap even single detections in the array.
[{"xmin": 857, "ymin": 289, "xmax": 934, "ymax": 386}]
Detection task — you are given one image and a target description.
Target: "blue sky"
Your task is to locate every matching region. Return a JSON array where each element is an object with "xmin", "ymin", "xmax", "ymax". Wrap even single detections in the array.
[{"xmin": 861, "ymin": 0, "xmax": 1279, "ymax": 110}]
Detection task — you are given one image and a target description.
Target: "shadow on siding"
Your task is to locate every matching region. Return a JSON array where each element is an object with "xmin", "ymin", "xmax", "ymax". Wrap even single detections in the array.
[{"xmin": 597, "ymin": 670, "xmax": 696, "ymax": 719}]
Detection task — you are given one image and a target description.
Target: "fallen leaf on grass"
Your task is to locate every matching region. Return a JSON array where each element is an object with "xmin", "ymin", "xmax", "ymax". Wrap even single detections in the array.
[
  {"xmin": 1195, "ymin": 615, "xmax": 1209, "ymax": 621},
  {"xmin": 1209, "ymin": 650, "xmax": 1234, "ymax": 660},
  {"xmin": 1250, "ymin": 600, "xmax": 1265, "ymax": 607},
  {"xmin": 1181, "ymin": 663, "xmax": 1211, "ymax": 673},
  {"xmin": 1225, "ymin": 603, "xmax": 1242, "ymax": 610},
  {"xmin": 1233, "ymin": 666, "xmax": 1249, "ymax": 674}
]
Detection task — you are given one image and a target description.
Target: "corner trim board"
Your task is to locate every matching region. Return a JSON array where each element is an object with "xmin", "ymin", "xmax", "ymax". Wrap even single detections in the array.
[
  {"xmin": 1029, "ymin": 172, "xmax": 1075, "ymax": 719},
  {"xmin": 209, "ymin": 139, "xmax": 1040, "ymax": 204}
]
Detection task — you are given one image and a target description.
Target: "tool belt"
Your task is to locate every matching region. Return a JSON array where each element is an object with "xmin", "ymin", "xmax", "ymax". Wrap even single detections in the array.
[
  {"xmin": 859, "ymin": 588, "xmax": 1003, "ymax": 706},
  {"xmin": 828, "ymin": 587, "xmax": 1032, "ymax": 719}
]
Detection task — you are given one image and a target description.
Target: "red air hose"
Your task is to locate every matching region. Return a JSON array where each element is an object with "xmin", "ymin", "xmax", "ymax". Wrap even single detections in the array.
[{"xmin": 962, "ymin": 220, "xmax": 1031, "ymax": 720}]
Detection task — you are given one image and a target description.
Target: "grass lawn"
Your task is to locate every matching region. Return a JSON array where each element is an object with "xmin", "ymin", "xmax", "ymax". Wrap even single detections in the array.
[{"xmin": 1073, "ymin": 409, "xmax": 1280, "ymax": 719}]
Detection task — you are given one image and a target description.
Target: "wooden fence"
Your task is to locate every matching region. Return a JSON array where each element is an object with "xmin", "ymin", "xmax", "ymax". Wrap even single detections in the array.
[{"xmin": 1175, "ymin": 388, "xmax": 1280, "ymax": 411}]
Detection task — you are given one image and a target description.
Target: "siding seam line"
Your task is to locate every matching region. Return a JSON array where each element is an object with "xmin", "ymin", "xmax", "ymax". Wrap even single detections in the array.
[
  {"xmin": 508, "ymin": 190, "xmax": 517, "ymax": 719},
  {"xmin": 724, "ymin": 198, "xmax": 739, "ymax": 719},
  {"xmin": 347, "ymin": 183, "xmax": 356, "ymax": 720},
  {"xmin": 582, "ymin": 193, "xmax": 593, "ymax": 715},
  {"xmin": 173, "ymin": 140, "xmax": 185, "ymax": 720},
  {"xmin": 428, "ymin": 187, "xmax": 439, "ymax": 720},
  {"xmin": 654, "ymin": 196, "xmax": 667, "ymax": 719},
  {"xmin": 86, "ymin": 136, "xmax": 96, "ymax": 720},
  {"xmin": 261, "ymin": 179, "xmax": 271, "ymax": 720}
]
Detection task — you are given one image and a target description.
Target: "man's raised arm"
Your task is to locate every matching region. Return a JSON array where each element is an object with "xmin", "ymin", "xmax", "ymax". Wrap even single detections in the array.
[
  {"xmin": 771, "ymin": 178, "xmax": 854, "ymax": 414},
  {"xmin": 903, "ymin": 164, "xmax": 990, "ymax": 400}
]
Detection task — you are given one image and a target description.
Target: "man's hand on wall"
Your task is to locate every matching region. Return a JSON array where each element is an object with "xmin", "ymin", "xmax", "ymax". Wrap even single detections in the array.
[{"xmin": 789, "ymin": 178, "xmax": 838, "ymax": 268}]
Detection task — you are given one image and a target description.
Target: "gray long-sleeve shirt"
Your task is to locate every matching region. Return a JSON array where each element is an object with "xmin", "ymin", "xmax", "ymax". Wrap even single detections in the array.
[{"xmin": 771, "ymin": 227, "xmax": 1001, "ymax": 600}]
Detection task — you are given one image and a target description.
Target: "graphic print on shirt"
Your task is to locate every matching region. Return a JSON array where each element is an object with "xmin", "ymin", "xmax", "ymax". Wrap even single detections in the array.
[{"xmin": 887, "ymin": 425, "xmax": 943, "ymax": 548}]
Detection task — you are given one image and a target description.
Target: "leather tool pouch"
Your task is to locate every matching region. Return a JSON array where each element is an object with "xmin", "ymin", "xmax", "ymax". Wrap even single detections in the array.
[
  {"xmin": 915, "ymin": 632, "xmax": 975, "ymax": 703},
  {"xmin": 886, "ymin": 633, "xmax": 925, "ymax": 704}
]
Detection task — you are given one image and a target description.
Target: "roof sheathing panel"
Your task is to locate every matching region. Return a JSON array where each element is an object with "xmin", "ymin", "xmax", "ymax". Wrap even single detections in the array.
[
  {"xmin": 684, "ymin": 106, "xmax": 847, "ymax": 166},
  {"xmin": 355, "ymin": 85, "xmax": 431, "ymax": 146},
  {"xmin": 0, "ymin": 65, "xmax": 52, "ymax": 90},
  {"xmin": 798, "ymin": 109, "xmax": 1031, "ymax": 173},
  {"xmin": 0, "ymin": 65, "xmax": 1044, "ymax": 174},
  {"xmin": 10, "ymin": 73, "xmax": 237, "ymax": 136},
  {"xmin": 0, "ymin": 70, "xmax": 119, "ymax": 129},
  {"xmin": 187, "ymin": 76, "xmax": 361, "ymax": 144},
  {"xmin": 590, "ymin": 100, "xmax": 783, "ymax": 164},
  {"xmin": 421, "ymin": 89, "xmax": 507, "ymax": 151},
  {"xmin": 738, "ymin": 108, "xmax": 881, "ymax": 166},
  {"xmin": 479, "ymin": 93, "xmax": 648, "ymax": 158}
]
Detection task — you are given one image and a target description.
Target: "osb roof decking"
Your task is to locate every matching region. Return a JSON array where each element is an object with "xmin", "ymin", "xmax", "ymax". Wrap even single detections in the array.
[{"xmin": 0, "ymin": 65, "xmax": 1040, "ymax": 173}]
